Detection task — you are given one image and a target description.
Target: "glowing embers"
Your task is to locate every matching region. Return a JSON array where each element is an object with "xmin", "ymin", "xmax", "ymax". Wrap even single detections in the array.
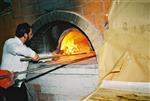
[
  {"xmin": 46, "ymin": 28, "xmax": 96, "ymax": 64},
  {"xmin": 59, "ymin": 28, "xmax": 92, "ymax": 55}
]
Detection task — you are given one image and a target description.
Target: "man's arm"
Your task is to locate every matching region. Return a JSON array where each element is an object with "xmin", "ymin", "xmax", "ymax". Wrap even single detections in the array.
[{"xmin": 6, "ymin": 43, "xmax": 39, "ymax": 61}]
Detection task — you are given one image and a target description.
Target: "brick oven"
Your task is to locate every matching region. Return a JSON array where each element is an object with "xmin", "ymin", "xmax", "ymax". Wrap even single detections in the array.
[
  {"xmin": 26, "ymin": 10, "xmax": 101, "ymax": 101},
  {"xmin": 24, "ymin": 1, "xmax": 111, "ymax": 101}
]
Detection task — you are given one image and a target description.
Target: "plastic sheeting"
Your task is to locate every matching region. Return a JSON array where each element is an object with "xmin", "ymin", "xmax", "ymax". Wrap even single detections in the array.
[{"xmin": 98, "ymin": 0, "xmax": 150, "ymax": 82}]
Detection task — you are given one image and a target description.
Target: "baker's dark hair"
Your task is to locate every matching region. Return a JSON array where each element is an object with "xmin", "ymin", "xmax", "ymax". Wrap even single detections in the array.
[{"xmin": 15, "ymin": 23, "xmax": 31, "ymax": 38}]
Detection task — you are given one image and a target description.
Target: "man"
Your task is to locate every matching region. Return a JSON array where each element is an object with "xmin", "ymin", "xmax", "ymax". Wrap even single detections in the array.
[{"xmin": 0, "ymin": 22, "xmax": 39, "ymax": 101}]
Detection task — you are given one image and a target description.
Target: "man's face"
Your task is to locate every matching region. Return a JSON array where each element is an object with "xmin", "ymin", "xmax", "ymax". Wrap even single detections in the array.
[
  {"xmin": 24, "ymin": 28, "xmax": 33, "ymax": 43},
  {"xmin": 28, "ymin": 28, "xmax": 33, "ymax": 40}
]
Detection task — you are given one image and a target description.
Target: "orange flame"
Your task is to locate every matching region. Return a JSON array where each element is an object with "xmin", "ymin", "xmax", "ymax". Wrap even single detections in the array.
[{"xmin": 60, "ymin": 29, "xmax": 91, "ymax": 55}]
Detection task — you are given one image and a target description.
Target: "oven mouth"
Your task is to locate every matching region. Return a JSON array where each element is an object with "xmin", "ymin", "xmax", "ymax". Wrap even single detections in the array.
[
  {"xmin": 28, "ymin": 20, "xmax": 98, "ymax": 64},
  {"xmin": 57, "ymin": 28, "xmax": 93, "ymax": 55},
  {"xmin": 48, "ymin": 27, "xmax": 96, "ymax": 64}
]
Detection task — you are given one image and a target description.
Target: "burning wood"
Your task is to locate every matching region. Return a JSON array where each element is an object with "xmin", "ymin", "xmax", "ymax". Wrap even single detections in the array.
[{"xmin": 58, "ymin": 28, "xmax": 92, "ymax": 55}]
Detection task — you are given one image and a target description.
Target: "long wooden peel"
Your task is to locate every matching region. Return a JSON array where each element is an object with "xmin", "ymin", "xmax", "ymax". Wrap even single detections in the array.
[
  {"xmin": 20, "ymin": 55, "xmax": 60, "ymax": 61},
  {"xmin": 20, "ymin": 53, "xmax": 87, "ymax": 61},
  {"xmin": 0, "ymin": 53, "xmax": 94, "ymax": 89}
]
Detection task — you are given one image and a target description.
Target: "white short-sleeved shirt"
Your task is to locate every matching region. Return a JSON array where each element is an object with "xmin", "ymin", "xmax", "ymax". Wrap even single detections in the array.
[{"xmin": 1, "ymin": 37, "xmax": 36, "ymax": 87}]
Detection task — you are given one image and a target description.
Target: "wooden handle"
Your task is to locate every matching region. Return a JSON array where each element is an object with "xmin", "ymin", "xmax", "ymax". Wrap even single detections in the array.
[
  {"xmin": 20, "ymin": 53, "xmax": 87, "ymax": 61},
  {"xmin": 20, "ymin": 55, "xmax": 60, "ymax": 61}
]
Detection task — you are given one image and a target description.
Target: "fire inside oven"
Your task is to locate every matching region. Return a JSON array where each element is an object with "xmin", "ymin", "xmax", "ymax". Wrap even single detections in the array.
[
  {"xmin": 51, "ymin": 28, "xmax": 96, "ymax": 64},
  {"xmin": 30, "ymin": 21, "xmax": 96, "ymax": 64},
  {"xmin": 57, "ymin": 28, "xmax": 92, "ymax": 55}
]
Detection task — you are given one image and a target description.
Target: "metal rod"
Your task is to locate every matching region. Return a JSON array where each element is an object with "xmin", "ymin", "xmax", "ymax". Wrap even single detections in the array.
[{"xmin": 25, "ymin": 64, "xmax": 67, "ymax": 82}]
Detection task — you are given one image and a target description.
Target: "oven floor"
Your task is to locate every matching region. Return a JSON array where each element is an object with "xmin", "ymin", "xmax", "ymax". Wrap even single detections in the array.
[{"xmin": 45, "ymin": 51, "xmax": 96, "ymax": 64}]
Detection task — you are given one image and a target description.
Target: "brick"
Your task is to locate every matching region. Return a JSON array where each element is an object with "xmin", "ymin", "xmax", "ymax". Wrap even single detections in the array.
[
  {"xmin": 23, "ymin": 15, "xmax": 35, "ymax": 24},
  {"xmin": 12, "ymin": 0, "xmax": 22, "ymax": 18},
  {"xmin": 21, "ymin": 6, "xmax": 34, "ymax": 16},
  {"xmin": 20, "ymin": 0, "xmax": 33, "ymax": 6},
  {"xmin": 94, "ymin": 14, "xmax": 107, "ymax": 33},
  {"xmin": 84, "ymin": 14, "xmax": 95, "ymax": 26},
  {"xmin": 83, "ymin": 2, "xmax": 104, "ymax": 16},
  {"xmin": 103, "ymin": 0, "xmax": 112, "ymax": 14}
]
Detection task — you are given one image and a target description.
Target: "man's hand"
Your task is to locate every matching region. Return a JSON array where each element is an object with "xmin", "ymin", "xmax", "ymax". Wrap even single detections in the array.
[{"xmin": 32, "ymin": 54, "xmax": 40, "ymax": 61}]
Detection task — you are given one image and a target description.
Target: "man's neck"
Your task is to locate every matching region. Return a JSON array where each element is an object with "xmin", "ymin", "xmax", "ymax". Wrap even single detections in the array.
[{"xmin": 19, "ymin": 37, "xmax": 26, "ymax": 44}]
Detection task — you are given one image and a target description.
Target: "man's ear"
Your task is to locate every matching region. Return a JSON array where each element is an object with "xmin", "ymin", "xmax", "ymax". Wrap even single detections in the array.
[{"xmin": 24, "ymin": 33, "xmax": 28, "ymax": 39}]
